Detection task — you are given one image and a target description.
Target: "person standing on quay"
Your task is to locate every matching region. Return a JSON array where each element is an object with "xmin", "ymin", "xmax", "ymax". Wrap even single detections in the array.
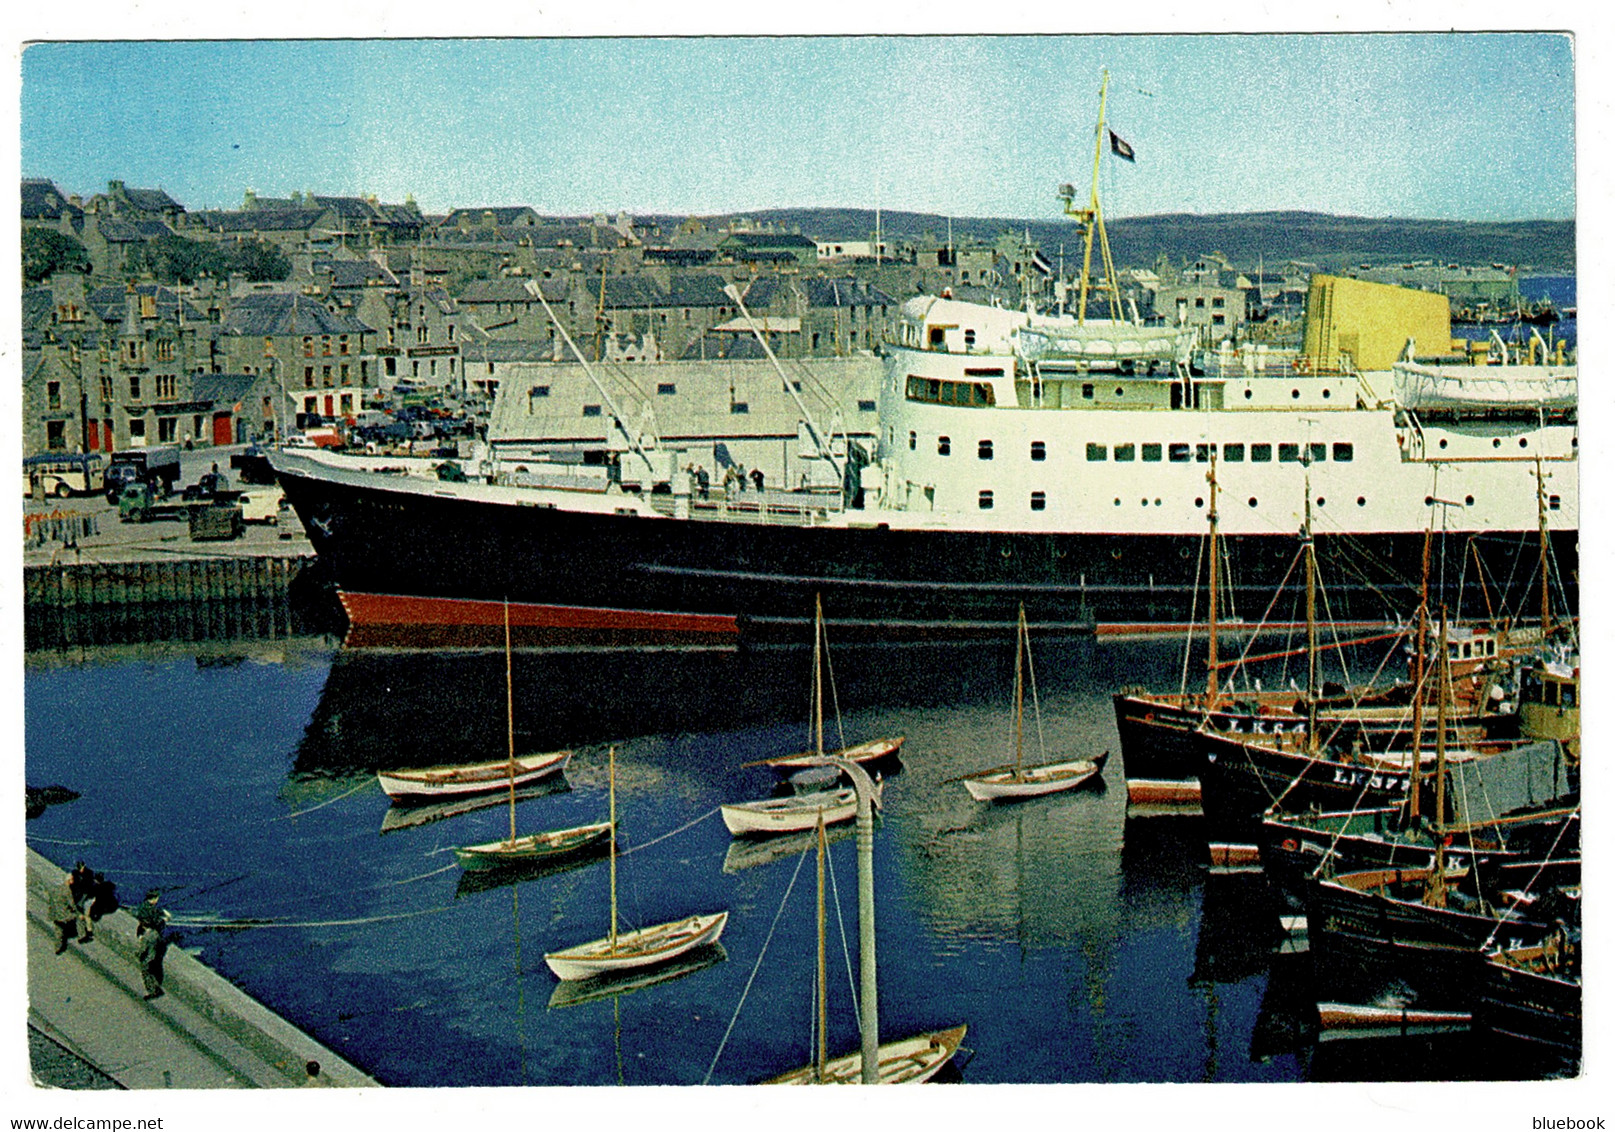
[
  {"xmin": 46, "ymin": 874, "xmax": 83, "ymax": 954},
  {"xmin": 134, "ymin": 889, "xmax": 170, "ymax": 1000}
]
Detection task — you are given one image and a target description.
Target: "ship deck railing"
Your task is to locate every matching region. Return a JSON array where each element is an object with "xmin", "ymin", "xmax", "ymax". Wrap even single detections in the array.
[{"xmin": 646, "ymin": 487, "xmax": 845, "ymax": 525}]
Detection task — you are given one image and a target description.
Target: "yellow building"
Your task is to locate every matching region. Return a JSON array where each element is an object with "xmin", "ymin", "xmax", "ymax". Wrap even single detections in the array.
[{"xmin": 1301, "ymin": 275, "xmax": 1454, "ymax": 371}]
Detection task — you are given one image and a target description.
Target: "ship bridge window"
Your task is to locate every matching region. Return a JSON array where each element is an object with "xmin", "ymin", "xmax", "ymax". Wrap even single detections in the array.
[
  {"xmin": 906, "ymin": 376, "xmax": 995, "ymax": 407},
  {"xmin": 1031, "ymin": 441, "xmax": 1047, "ymax": 461},
  {"xmin": 1195, "ymin": 444, "xmax": 1211, "ymax": 463},
  {"xmin": 1086, "ymin": 443, "xmax": 1106, "ymax": 462},
  {"xmin": 979, "ymin": 440, "xmax": 994, "ymax": 460},
  {"xmin": 978, "ymin": 490, "xmax": 994, "ymax": 510},
  {"xmin": 1169, "ymin": 444, "xmax": 1191, "ymax": 463},
  {"xmin": 938, "ymin": 436, "xmax": 951, "ymax": 456},
  {"xmin": 1030, "ymin": 491, "xmax": 1047, "ymax": 511},
  {"xmin": 1142, "ymin": 443, "xmax": 1162, "ymax": 462},
  {"xmin": 731, "ymin": 402, "xmax": 749, "ymax": 414},
  {"xmin": 909, "ymin": 431, "xmax": 917, "ymax": 450},
  {"xmin": 1279, "ymin": 443, "xmax": 1300, "ymax": 463},
  {"xmin": 1332, "ymin": 442, "xmax": 1354, "ymax": 462},
  {"xmin": 658, "ymin": 383, "xmax": 677, "ymax": 395},
  {"xmin": 1251, "ymin": 443, "xmax": 1272, "ymax": 462},
  {"xmin": 859, "ymin": 400, "xmax": 877, "ymax": 412},
  {"xmin": 1310, "ymin": 443, "xmax": 1326, "ymax": 463},
  {"xmin": 583, "ymin": 404, "xmax": 602, "ymax": 418},
  {"xmin": 964, "ymin": 329, "xmax": 977, "ymax": 348},
  {"xmin": 1082, "ymin": 383, "xmax": 1094, "ymax": 400},
  {"xmin": 1114, "ymin": 443, "xmax": 1135, "ymax": 462},
  {"xmin": 1550, "ymin": 494, "xmax": 1561, "ymax": 511}
]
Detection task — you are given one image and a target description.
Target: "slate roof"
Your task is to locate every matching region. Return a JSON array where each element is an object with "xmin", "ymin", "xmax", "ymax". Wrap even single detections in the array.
[
  {"xmin": 721, "ymin": 231, "xmax": 818, "ymax": 249},
  {"xmin": 311, "ymin": 195, "xmax": 383, "ymax": 222},
  {"xmin": 325, "ymin": 260, "xmax": 400, "ymax": 288},
  {"xmin": 94, "ymin": 217, "xmax": 174, "ymax": 243},
  {"xmin": 22, "ymin": 288, "xmax": 57, "ymax": 331},
  {"xmin": 221, "ymin": 291, "xmax": 374, "ymax": 336},
  {"xmin": 798, "ymin": 279, "xmax": 895, "ymax": 308},
  {"xmin": 85, "ymin": 284, "xmax": 207, "ymax": 324},
  {"xmin": 122, "ymin": 186, "xmax": 185, "ymax": 214},
  {"xmin": 22, "ymin": 179, "xmax": 80, "ymax": 222},
  {"xmin": 666, "ymin": 273, "xmax": 733, "ymax": 307},
  {"xmin": 596, "ymin": 276, "xmax": 667, "ymax": 310},
  {"xmin": 442, "ymin": 206, "xmax": 540, "ymax": 228},
  {"xmin": 210, "ymin": 210, "xmax": 325, "ymax": 234},
  {"xmin": 458, "ymin": 278, "xmax": 547, "ymax": 304},
  {"xmin": 189, "ymin": 372, "xmax": 260, "ymax": 405}
]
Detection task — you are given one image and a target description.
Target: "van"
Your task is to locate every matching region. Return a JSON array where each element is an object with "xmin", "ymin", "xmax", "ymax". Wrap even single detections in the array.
[{"xmin": 237, "ymin": 487, "xmax": 285, "ymax": 524}]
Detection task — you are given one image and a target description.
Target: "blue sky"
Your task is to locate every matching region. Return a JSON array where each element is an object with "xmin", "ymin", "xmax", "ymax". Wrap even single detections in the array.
[{"xmin": 19, "ymin": 33, "xmax": 1574, "ymax": 222}]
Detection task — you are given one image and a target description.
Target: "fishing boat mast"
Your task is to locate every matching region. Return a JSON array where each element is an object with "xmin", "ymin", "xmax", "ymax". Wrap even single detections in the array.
[
  {"xmin": 1304, "ymin": 489, "xmax": 1319, "ymax": 747},
  {"xmin": 608, "ymin": 746, "xmax": 618, "ymax": 954},
  {"xmin": 1407, "ymin": 523, "xmax": 1434, "ymax": 823},
  {"xmin": 815, "ymin": 814, "xmax": 828, "ymax": 1083},
  {"xmin": 1013, "ymin": 606, "xmax": 1027, "ymax": 781},
  {"xmin": 1205, "ymin": 453, "xmax": 1220, "ymax": 708},
  {"xmin": 505, "ymin": 599, "xmax": 516, "ymax": 844}
]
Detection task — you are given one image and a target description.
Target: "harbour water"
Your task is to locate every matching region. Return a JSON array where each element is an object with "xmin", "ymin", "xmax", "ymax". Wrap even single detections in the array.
[{"xmin": 24, "ymin": 633, "xmax": 1572, "ymax": 1088}]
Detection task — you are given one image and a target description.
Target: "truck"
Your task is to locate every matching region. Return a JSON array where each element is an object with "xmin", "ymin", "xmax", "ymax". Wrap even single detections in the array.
[
  {"xmin": 104, "ymin": 445, "xmax": 181, "ymax": 502},
  {"xmin": 117, "ymin": 481, "xmax": 243, "ymax": 541}
]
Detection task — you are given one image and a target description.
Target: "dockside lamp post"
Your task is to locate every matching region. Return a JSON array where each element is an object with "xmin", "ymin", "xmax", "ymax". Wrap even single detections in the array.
[{"xmin": 805, "ymin": 754, "xmax": 879, "ymax": 1083}]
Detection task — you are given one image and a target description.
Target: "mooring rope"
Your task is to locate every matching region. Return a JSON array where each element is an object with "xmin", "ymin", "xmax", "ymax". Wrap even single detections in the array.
[
  {"xmin": 702, "ymin": 839, "xmax": 812, "ymax": 1085},
  {"xmin": 271, "ymin": 777, "xmax": 377, "ymax": 821}
]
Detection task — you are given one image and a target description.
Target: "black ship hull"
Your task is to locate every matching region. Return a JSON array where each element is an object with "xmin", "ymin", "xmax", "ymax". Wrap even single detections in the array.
[{"xmin": 275, "ymin": 459, "xmax": 1580, "ymax": 648}]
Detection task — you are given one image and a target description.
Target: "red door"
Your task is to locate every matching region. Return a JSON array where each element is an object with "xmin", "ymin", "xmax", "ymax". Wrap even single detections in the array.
[
  {"xmin": 103, "ymin": 420, "xmax": 115, "ymax": 453},
  {"xmin": 85, "ymin": 420, "xmax": 100, "ymax": 452},
  {"xmin": 323, "ymin": 395, "xmax": 335, "ymax": 418},
  {"xmin": 212, "ymin": 412, "xmax": 234, "ymax": 446}
]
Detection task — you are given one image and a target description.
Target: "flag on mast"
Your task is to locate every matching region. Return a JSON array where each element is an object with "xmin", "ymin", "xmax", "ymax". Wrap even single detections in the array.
[{"xmin": 1109, "ymin": 130, "xmax": 1136, "ymax": 162}]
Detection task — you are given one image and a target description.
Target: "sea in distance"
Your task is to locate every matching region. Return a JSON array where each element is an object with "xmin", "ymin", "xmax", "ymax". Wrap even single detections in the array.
[{"xmin": 24, "ymin": 627, "xmax": 1576, "ymax": 1088}]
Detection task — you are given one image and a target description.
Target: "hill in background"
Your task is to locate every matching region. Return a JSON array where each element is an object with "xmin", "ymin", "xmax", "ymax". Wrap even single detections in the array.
[{"xmin": 655, "ymin": 208, "xmax": 1574, "ymax": 274}]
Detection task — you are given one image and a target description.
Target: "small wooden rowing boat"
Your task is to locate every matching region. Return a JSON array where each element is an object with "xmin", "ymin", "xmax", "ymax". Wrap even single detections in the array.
[
  {"xmin": 378, "ymin": 749, "xmax": 571, "ymax": 801},
  {"xmin": 747, "ymin": 736, "xmax": 905, "ymax": 774},
  {"xmin": 453, "ymin": 820, "xmax": 613, "ymax": 870},
  {"xmin": 545, "ymin": 911, "xmax": 730, "ymax": 981},
  {"xmin": 721, "ymin": 786, "xmax": 869, "ymax": 837},
  {"xmin": 765, "ymin": 1023, "xmax": 968, "ymax": 1084},
  {"xmin": 1316, "ymin": 1001, "xmax": 1472, "ymax": 1041}
]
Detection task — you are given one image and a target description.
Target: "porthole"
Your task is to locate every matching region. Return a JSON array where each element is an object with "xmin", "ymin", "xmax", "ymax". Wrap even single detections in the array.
[
  {"xmin": 1154, "ymin": 498, "xmax": 1162, "ymax": 507},
  {"xmin": 1194, "ymin": 497, "xmax": 1204, "ymax": 508},
  {"xmin": 1113, "ymin": 498, "xmax": 1122, "ymax": 507},
  {"xmin": 1243, "ymin": 389, "xmax": 1253, "ymax": 400},
  {"xmin": 1316, "ymin": 496, "xmax": 1325, "ymax": 507},
  {"xmin": 1519, "ymin": 438, "xmax": 1528, "ymax": 448},
  {"xmin": 1357, "ymin": 496, "xmax": 1366, "ymax": 507},
  {"xmin": 1115, "ymin": 387, "xmax": 1125, "ymax": 397},
  {"xmin": 1425, "ymin": 495, "xmax": 1434, "ymax": 506},
  {"xmin": 1322, "ymin": 389, "xmax": 1331, "ymax": 399},
  {"xmin": 1248, "ymin": 497, "xmax": 1258, "ymax": 508},
  {"xmin": 1141, "ymin": 498, "xmax": 1149, "ymax": 507},
  {"xmin": 1465, "ymin": 494, "xmax": 1475, "ymax": 506},
  {"xmin": 1492, "ymin": 438, "xmax": 1501, "ymax": 448},
  {"xmin": 1439, "ymin": 439, "xmax": 1449, "ymax": 449},
  {"xmin": 1291, "ymin": 389, "xmax": 1301, "ymax": 399}
]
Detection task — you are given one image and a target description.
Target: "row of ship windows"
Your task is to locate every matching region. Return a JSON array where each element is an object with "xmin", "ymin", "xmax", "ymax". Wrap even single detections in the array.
[
  {"xmin": 972, "ymin": 490, "xmax": 1563, "ymax": 511},
  {"xmin": 909, "ymin": 434, "xmax": 1355, "ymax": 464}
]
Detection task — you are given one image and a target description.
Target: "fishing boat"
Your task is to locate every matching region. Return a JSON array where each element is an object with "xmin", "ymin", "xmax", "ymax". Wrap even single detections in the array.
[
  {"xmin": 544, "ymin": 747, "xmax": 729, "ymax": 981},
  {"xmin": 271, "ymin": 74, "xmax": 1578, "ymax": 650},
  {"xmin": 377, "ymin": 749, "xmax": 570, "ymax": 802},
  {"xmin": 1474, "ymin": 932, "xmax": 1581, "ymax": 1057},
  {"xmin": 1315, "ymin": 1001, "xmax": 1472, "ymax": 1042},
  {"xmin": 960, "ymin": 606, "xmax": 1105, "ymax": 802},
  {"xmin": 762, "ymin": 818, "xmax": 967, "ymax": 1084}
]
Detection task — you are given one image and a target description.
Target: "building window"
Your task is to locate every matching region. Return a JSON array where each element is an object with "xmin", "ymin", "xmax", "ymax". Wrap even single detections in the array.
[
  {"xmin": 339, "ymin": 335, "xmax": 350, "ymax": 355},
  {"xmin": 158, "ymin": 417, "xmax": 177, "ymax": 443},
  {"xmin": 263, "ymin": 337, "xmax": 275, "ymax": 356},
  {"xmin": 1082, "ymin": 383, "xmax": 1094, "ymax": 400},
  {"xmin": 583, "ymin": 404, "xmax": 603, "ymax": 417},
  {"xmin": 1212, "ymin": 296, "xmax": 1225, "ymax": 308},
  {"xmin": 1141, "ymin": 443, "xmax": 1162, "ymax": 462},
  {"xmin": 1195, "ymin": 297, "xmax": 1206, "ymax": 308},
  {"xmin": 156, "ymin": 340, "xmax": 174, "ymax": 361},
  {"xmin": 304, "ymin": 367, "xmax": 315, "ymax": 389},
  {"xmin": 417, "ymin": 326, "xmax": 429, "ymax": 344},
  {"xmin": 47, "ymin": 420, "xmax": 66, "ymax": 450},
  {"xmin": 1333, "ymin": 442, "xmax": 1354, "ymax": 462},
  {"xmin": 937, "ymin": 436, "xmax": 951, "ymax": 456},
  {"xmin": 978, "ymin": 490, "xmax": 993, "ymax": 510},
  {"xmin": 531, "ymin": 385, "xmax": 550, "ymax": 398},
  {"xmin": 156, "ymin": 375, "xmax": 177, "ymax": 401},
  {"xmin": 1031, "ymin": 441, "xmax": 1046, "ymax": 461},
  {"xmin": 323, "ymin": 366, "xmax": 333, "ymax": 387},
  {"xmin": 1250, "ymin": 443, "xmax": 1272, "ymax": 463},
  {"xmin": 978, "ymin": 439, "xmax": 993, "ymax": 460},
  {"xmin": 100, "ymin": 376, "xmax": 114, "ymax": 402},
  {"xmin": 658, "ymin": 383, "xmax": 677, "ymax": 395},
  {"xmin": 730, "ymin": 402, "xmax": 749, "ymax": 414},
  {"xmin": 128, "ymin": 417, "xmax": 146, "ymax": 441},
  {"xmin": 908, "ymin": 431, "xmax": 917, "ymax": 451},
  {"xmin": 1113, "ymin": 443, "xmax": 1135, "ymax": 462},
  {"xmin": 1030, "ymin": 491, "xmax": 1047, "ymax": 511},
  {"xmin": 858, "ymin": 399, "xmax": 877, "ymax": 412},
  {"xmin": 1279, "ymin": 443, "xmax": 1301, "ymax": 463},
  {"xmin": 128, "ymin": 377, "xmax": 142, "ymax": 401},
  {"xmin": 46, "ymin": 381, "xmax": 61, "ymax": 410},
  {"xmin": 1086, "ymin": 443, "xmax": 1106, "ymax": 462},
  {"xmin": 1223, "ymin": 443, "xmax": 1245, "ymax": 462},
  {"xmin": 340, "ymin": 393, "xmax": 353, "ymax": 414},
  {"xmin": 1212, "ymin": 315, "xmax": 1225, "ymax": 326},
  {"xmin": 303, "ymin": 336, "xmax": 314, "ymax": 357},
  {"xmin": 321, "ymin": 336, "xmax": 332, "ymax": 356}
]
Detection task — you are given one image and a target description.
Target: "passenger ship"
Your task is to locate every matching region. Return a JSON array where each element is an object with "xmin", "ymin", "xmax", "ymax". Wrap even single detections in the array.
[
  {"xmin": 273, "ymin": 75, "xmax": 1576, "ymax": 647},
  {"xmin": 272, "ymin": 292, "xmax": 1578, "ymax": 647}
]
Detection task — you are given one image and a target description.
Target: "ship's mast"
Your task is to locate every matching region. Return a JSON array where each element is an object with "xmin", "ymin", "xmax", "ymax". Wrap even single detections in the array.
[
  {"xmin": 1063, "ymin": 70, "xmax": 1124, "ymax": 325},
  {"xmin": 1205, "ymin": 452, "xmax": 1220, "ymax": 708}
]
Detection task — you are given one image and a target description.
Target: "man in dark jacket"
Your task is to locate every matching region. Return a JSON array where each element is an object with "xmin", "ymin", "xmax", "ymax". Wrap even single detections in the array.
[
  {"xmin": 46, "ymin": 875, "xmax": 82, "ymax": 955},
  {"xmin": 134, "ymin": 890, "xmax": 171, "ymax": 1000}
]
